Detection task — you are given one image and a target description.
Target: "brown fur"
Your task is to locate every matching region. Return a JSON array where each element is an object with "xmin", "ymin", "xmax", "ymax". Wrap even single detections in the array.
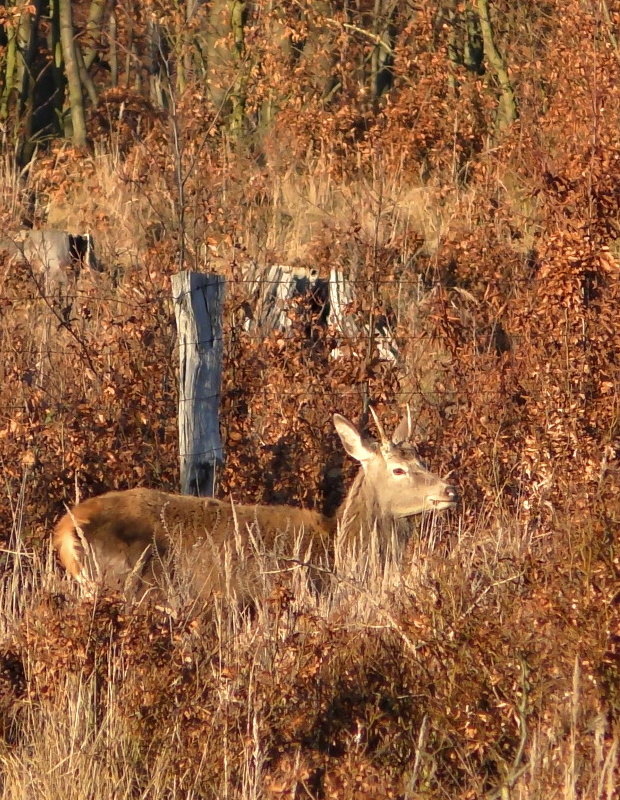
[
  {"xmin": 53, "ymin": 413, "xmax": 457, "ymax": 600},
  {"xmin": 54, "ymin": 488, "xmax": 334, "ymax": 599}
]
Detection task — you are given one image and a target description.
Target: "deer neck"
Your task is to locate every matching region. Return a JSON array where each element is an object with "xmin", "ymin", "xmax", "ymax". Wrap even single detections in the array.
[{"xmin": 334, "ymin": 469, "xmax": 382, "ymax": 541}]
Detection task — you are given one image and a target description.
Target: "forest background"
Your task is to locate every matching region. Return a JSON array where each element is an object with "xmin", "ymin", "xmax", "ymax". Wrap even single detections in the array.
[{"xmin": 0, "ymin": 0, "xmax": 619, "ymax": 797}]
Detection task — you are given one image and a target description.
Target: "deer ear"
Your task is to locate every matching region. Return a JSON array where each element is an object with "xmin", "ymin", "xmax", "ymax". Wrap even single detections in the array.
[
  {"xmin": 392, "ymin": 407, "xmax": 413, "ymax": 445},
  {"xmin": 333, "ymin": 414, "xmax": 375, "ymax": 462}
]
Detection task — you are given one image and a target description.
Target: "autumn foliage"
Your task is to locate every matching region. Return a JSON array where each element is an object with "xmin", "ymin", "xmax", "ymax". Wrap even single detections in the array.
[{"xmin": 0, "ymin": 0, "xmax": 618, "ymax": 797}]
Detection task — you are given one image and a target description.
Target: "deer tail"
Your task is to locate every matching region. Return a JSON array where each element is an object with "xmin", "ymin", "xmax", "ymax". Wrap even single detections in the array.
[{"xmin": 53, "ymin": 507, "xmax": 88, "ymax": 580}]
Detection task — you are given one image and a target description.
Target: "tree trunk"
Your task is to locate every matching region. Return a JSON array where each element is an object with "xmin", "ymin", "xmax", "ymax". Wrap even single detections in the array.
[
  {"xmin": 58, "ymin": 0, "xmax": 87, "ymax": 146},
  {"xmin": 82, "ymin": 0, "xmax": 107, "ymax": 70},
  {"xmin": 108, "ymin": 11, "xmax": 118, "ymax": 86},
  {"xmin": 476, "ymin": 0, "xmax": 517, "ymax": 129},
  {"xmin": 76, "ymin": 38, "xmax": 98, "ymax": 105},
  {"xmin": 229, "ymin": 0, "xmax": 247, "ymax": 137},
  {"xmin": 0, "ymin": 12, "xmax": 22, "ymax": 122},
  {"xmin": 15, "ymin": 0, "xmax": 59, "ymax": 165},
  {"xmin": 370, "ymin": 0, "xmax": 395, "ymax": 104}
]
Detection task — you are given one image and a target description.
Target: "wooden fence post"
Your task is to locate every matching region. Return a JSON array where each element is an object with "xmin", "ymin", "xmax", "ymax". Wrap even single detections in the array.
[
  {"xmin": 244, "ymin": 263, "xmax": 321, "ymax": 333},
  {"xmin": 328, "ymin": 269, "xmax": 399, "ymax": 362},
  {"xmin": 328, "ymin": 268, "xmax": 358, "ymax": 339},
  {"xmin": 172, "ymin": 271, "xmax": 225, "ymax": 496}
]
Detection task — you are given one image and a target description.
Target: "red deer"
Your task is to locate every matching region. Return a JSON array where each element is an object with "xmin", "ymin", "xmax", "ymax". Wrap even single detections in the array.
[{"xmin": 53, "ymin": 410, "xmax": 456, "ymax": 599}]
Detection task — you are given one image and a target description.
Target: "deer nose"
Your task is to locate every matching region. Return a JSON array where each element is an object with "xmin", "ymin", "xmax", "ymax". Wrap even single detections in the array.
[{"xmin": 445, "ymin": 485, "xmax": 458, "ymax": 503}]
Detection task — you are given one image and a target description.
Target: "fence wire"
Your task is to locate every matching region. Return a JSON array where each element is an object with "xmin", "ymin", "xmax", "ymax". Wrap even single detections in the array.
[
  {"xmin": 0, "ymin": 270, "xmax": 559, "ymax": 425},
  {"xmin": 0, "ymin": 267, "xmax": 589, "ymax": 307}
]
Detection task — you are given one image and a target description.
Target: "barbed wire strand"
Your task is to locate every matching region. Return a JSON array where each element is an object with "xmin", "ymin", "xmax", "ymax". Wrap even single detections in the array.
[
  {"xmin": 1, "ymin": 266, "xmax": 589, "ymax": 306},
  {"xmin": 0, "ymin": 385, "xmax": 528, "ymax": 418}
]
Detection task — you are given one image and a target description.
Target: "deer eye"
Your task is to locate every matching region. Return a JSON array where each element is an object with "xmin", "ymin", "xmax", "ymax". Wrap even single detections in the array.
[{"xmin": 393, "ymin": 468, "xmax": 406, "ymax": 476}]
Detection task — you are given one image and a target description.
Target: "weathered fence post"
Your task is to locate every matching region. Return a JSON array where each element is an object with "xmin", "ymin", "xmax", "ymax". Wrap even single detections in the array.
[
  {"xmin": 328, "ymin": 269, "xmax": 358, "ymax": 339},
  {"xmin": 328, "ymin": 269, "xmax": 399, "ymax": 362},
  {"xmin": 172, "ymin": 271, "xmax": 225, "ymax": 496},
  {"xmin": 244, "ymin": 263, "xmax": 321, "ymax": 333}
]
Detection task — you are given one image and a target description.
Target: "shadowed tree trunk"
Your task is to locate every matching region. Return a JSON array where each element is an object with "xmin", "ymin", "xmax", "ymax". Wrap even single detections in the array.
[
  {"xmin": 476, "ymin": 0, "xmax": 517, "ymax": 129},
  {"xmin": 370, "ymin": 0, "xmax": 395, "ymax": 104},
  {"xmin": 7, "ymin": 0, "xmax": 66, "ymax": 165},
  {"xmin": 205, "ymin": 0, "xmax": 248, "ymax": 129}
]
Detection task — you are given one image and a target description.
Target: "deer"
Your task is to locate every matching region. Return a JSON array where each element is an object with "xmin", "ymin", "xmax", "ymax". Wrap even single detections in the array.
[{"xmin": 53, "ymin": 410, "xmax": 457, "ymax": 600}]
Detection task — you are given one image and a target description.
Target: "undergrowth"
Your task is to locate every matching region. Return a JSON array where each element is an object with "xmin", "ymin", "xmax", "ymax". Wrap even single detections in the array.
[{"xmin": 1, "ymin": 0, "xmax": 619, "ymax": 796}]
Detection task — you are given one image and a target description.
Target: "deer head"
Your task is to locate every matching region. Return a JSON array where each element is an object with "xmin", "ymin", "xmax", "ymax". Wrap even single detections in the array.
[{"xmin": 333, "ymin": 409, "xmax": 457, "ymax": 523}]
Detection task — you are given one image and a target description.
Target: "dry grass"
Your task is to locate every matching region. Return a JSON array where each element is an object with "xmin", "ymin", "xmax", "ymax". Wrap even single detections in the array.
[
  {"xmin": 1, "ymin": 482, "xmax": 617, "ymax": 799},
  {"xmin": 0, "ymin": 61, "xmax": 618, "ymax": 795}
]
